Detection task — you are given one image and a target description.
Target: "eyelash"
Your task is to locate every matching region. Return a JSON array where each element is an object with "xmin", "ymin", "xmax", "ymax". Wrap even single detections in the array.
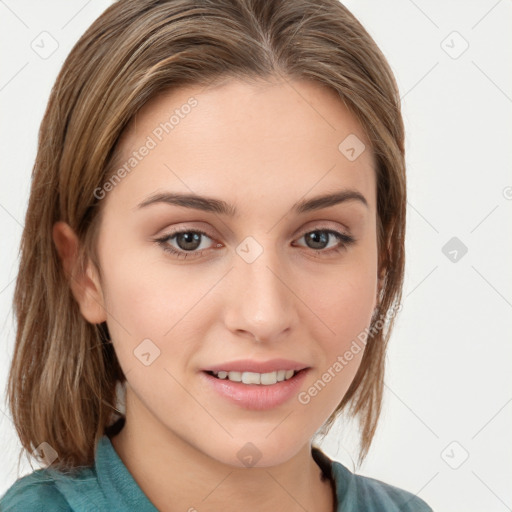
[{"xmin": 153, "ymin": 226, "xmax": 356, "ymax": 260}]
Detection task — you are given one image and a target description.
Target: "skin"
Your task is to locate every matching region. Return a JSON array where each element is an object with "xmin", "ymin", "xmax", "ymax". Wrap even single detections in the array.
[{"xmin": 53, "ymin": 77, "xmax": 380, "ymax": 512}]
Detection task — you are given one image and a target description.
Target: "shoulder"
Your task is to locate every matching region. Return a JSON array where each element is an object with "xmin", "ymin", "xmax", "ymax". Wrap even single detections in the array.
[
  {"xmin": 0, "ymin": 469, "xmax": 72, "ymax": 511},
  {"xmin": 355, "ymin": 473, "xmax": 433, "ymax": 511},
  {"xmin": 331, "ymin": 461, "xmax": 433, "ymax": 511}
]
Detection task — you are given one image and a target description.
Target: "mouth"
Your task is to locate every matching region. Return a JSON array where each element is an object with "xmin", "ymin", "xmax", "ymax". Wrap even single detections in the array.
[
  {"xmin": 200, "ymin": 367, "xmax": 311, "ymax": 410},
  {"xmin": 203, "ymin": 368, "xmax": 308, "ymax": 386}
]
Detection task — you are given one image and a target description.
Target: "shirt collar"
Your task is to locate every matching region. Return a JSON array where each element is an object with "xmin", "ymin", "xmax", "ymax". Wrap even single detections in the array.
[{"xmin": 96, "ymin": 435, "xmax": 159, "ymax": 511}]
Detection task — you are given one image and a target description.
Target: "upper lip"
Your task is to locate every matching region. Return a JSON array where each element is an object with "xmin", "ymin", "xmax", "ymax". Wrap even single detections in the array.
[{"xmin": 203, "ymin": 359, "xmax": 310, "ymax": 374}]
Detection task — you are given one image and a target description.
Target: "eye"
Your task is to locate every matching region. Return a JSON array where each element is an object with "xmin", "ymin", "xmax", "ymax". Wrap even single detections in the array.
[
  {"xmin": 154, "ymin": 229, "xmax": 219, "ymax": 259},
  {"xmin": 293, "ymin": 228, "xmax": 356, "ymax": 256}
]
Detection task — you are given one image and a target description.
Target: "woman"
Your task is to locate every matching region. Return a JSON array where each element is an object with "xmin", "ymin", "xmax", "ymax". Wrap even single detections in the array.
[{"xmin": 1, "ymin": 0, "xmax": 432, "ymax": 510}]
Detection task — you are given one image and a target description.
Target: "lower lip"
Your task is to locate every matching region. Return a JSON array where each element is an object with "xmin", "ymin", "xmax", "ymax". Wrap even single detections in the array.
[{"xmin": 200, "ymin": 369, "xmax": 310, "ymax": 411}]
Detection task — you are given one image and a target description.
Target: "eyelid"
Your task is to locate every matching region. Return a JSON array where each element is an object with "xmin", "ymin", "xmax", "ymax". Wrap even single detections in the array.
[
  {"xmin": 295, "ymin": 220, "xmax": 354, "ymax": 239},
  {"xmin": 158, "ymin": 225, "xmax": 216, "ymax": 240},
  {"xmin": 156, "ymin": 220, "xmax": 352, "ymax": 243},
  {"xmin": 298, "ymin": 219, "xmax": 350, "ymax": 232}
]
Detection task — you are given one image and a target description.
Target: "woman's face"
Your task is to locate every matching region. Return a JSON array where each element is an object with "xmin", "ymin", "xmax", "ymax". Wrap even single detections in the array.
[{"xmin": 92, "ymin": 77, "xmax": 379, "ymax": 466}]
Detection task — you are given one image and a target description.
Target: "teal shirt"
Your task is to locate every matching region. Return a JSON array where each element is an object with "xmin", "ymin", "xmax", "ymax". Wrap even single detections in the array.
[{"xmin": 0, "ymin": 435, "xmax": 432, "ymax": 511}]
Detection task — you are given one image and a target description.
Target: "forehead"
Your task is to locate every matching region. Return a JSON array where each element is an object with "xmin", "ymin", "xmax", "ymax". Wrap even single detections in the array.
[{"xmin": 106, "ymin": 77, "xmax": 376, "ymax": 214}]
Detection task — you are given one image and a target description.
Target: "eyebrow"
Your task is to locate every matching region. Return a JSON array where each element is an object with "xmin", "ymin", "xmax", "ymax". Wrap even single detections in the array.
[{"xmin": 135, "ymin": 188, "xmax": 368, "ymax": 216}]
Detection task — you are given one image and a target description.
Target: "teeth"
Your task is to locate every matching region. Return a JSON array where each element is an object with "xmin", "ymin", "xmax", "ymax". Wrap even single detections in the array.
[
  {"xmin": 212, "ymin": 369, "xmax": 297, "ymax": 385},
  {"xmin": 242, "ymin": 372, "xmax": 260, "ymax": 384}
]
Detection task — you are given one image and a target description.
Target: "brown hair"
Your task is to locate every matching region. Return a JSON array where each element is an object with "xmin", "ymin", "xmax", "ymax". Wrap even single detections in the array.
[{"xmin": 7, "ymin": 0, "xmax": 405, "ymax": 474}]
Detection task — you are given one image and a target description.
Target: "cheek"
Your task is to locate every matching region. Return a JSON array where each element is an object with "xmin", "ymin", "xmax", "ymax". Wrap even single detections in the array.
[
  {"xmin": 302, "ymin": 255, "xmax": 378, "ymax": 346},
  {"xmin": 102, "ymin": 262, "xmax": 170, "ymax": 332},
  {"xmin": 99, "ymin": 235, "xmax": 203, "ymax": 330}
]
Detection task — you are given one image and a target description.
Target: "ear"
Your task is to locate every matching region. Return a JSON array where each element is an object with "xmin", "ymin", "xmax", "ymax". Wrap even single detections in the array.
[{"xmin": 52, "ymin": 221, "xmax": 107, "ymax": 324}]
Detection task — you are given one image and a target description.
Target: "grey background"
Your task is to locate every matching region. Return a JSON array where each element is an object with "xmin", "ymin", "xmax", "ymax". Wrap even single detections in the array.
[{"xmin": 1, "ymin": 1, "xmax": 511, "ymax": 510}]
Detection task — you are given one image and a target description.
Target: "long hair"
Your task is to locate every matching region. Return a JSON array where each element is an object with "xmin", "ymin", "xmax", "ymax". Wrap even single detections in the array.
[{"xmin": 7, "ymin": 0, "xmax": 406, "ymax": 473}]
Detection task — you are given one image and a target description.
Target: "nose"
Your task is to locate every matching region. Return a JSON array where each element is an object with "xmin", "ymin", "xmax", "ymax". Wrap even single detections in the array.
[{"xmin": 223, "ymin": 239, "xmax": 297, "ymax": 343}]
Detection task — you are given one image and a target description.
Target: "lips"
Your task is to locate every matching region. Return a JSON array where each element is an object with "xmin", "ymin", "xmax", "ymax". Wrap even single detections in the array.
[
  {"xmin": 202, "ymin": 358, "xmax": 310, "ymax": 374},
  {"xmin": 200, "ymin": 366, "xmax": 310, "ymax": 410}
]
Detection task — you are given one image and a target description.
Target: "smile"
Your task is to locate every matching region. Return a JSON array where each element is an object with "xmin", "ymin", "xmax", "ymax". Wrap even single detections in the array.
[{"xmin": 200, "ymin": 368, "xmax": 310, "ymax": 410}]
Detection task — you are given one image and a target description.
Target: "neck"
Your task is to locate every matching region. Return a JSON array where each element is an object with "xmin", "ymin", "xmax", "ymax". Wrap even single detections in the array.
[{"xmin": 109, "ymin": 390, "xmax": 334, "ymax": 512}]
